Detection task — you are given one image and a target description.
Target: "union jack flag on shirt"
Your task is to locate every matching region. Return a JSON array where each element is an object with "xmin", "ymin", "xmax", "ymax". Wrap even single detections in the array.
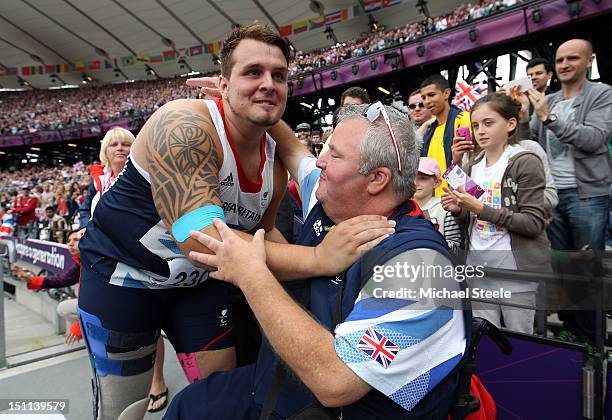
[
  {"xmin": 356, "ymin": 326, "xmax": 400, "ymax": 368},
  {"xmin": 452, "ymin": 80, "xmax": 488, "ymax": 112}
]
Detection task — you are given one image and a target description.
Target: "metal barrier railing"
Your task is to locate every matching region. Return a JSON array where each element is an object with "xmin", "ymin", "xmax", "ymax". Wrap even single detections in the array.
[
  {"xmin": 14, "ymin": 223, "xmax": 75, "ymax": 244},
  {"xmin": 476, "ymin": 260, "xmax": 610, "ymax": 420}
]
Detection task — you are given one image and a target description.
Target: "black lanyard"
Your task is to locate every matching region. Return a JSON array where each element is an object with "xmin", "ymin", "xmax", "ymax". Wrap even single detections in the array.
[{"xmin": 259, "ymin": 272, "xmax": 346, "ymax": 420}]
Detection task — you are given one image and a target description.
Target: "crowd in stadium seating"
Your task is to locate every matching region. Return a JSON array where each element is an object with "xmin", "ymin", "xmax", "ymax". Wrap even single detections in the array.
[
  {"xmin": 288, "ymin": 0, "xmax": 526, "ymax": 76},
  {"xmin": 0, "ymin": 77, "xmax": 202, "ymax": 136},
  {"xmin": 0, "ymin": 0, "xmax": 528, "ymax": 136},
  {"xmin": 0, "ymin": 162, "xmax": 91, "ymax": 241}
]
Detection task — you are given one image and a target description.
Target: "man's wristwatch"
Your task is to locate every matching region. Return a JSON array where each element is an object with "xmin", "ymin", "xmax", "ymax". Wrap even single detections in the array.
[{"xmin": 543, "ymin": 113, "xmax": 557, "ymax": 126}]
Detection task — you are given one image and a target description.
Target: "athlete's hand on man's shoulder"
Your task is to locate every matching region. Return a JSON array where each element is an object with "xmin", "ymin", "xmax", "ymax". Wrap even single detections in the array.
[
  {"xmin": 186, "ymin": 76, "xmax": 222, "ymax": 99},
  {"xmin": 314, "ymin": 215, "xmax": 396, "ymax": 276}
]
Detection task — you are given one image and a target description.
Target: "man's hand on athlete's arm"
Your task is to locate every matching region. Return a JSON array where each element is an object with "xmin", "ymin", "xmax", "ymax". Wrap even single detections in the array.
[
  {"xmin": 187, "ymin": 218, "xmax": 372, "ymax": 406},
  {"xmin": 190, "ymin": 215, "xmax": 394, "ymax": 280}
]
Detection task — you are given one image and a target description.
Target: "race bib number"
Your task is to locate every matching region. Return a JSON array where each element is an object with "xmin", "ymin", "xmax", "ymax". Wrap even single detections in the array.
[{"xmin": 166, "ymin": 257, "xmax": 209, "ymax": 287}]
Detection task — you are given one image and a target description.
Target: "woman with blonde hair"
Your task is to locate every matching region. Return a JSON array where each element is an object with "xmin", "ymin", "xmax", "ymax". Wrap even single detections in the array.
[{"xmin": 79, "ymin": 127, "xmax": 134, "ymax": 220}]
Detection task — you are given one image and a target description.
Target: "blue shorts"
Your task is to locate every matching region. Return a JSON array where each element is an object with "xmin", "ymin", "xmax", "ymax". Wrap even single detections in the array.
[
  {"xmin": 78, "ymin": 267, "xmax": 234, "ymax": 353},
  {"xmin": 163, "ymin": 364, "xmax": 262, "ymax": 420}
]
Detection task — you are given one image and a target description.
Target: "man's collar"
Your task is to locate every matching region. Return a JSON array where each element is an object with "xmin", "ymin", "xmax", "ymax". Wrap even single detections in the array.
[{"xmin": 387, "ymin": 200, "xmax": 424, "ymax": 220}]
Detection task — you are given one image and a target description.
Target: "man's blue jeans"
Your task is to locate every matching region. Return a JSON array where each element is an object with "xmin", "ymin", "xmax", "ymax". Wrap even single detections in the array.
[
  {"xmin": 547, "ymin": 189, "xmax": 610, "ymax": 251},
  {"xmin": 547, "ymin": 188, "xmax": 609, "ymax": 342}
]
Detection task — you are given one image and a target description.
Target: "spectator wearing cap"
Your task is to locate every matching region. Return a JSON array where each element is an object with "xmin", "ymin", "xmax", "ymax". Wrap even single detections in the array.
[
  {"xmin": 296, "ymin": 123, "xmax": 312, "ymax": 147},
  {"xmin": 414, "ymin": 157, "xmax": 461, "ymax": 252}
]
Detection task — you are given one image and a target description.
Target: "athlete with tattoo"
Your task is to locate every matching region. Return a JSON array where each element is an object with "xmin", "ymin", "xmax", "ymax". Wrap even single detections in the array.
[{"xmin": 76, "ymin": 25, "xmax": 394, "ymax": 419}]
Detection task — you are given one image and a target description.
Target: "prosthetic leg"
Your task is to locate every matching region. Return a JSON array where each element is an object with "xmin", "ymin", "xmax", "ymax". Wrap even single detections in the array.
[{"xmin": 79, "ymin": 307, "xmax": 159, "ymax": 420}]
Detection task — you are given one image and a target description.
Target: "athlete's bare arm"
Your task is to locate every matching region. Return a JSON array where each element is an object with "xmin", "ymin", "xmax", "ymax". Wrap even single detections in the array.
[
  {"xmin": 255, "ymin": 155, "xmax": 289, "ymax": 244},
  {"xmin": 133, "ymin": 99, "xmax": 227, "ymax": 261},
  {"xmin": 268, "ymin": 120, "xmax": 312, "ymax": 182}
]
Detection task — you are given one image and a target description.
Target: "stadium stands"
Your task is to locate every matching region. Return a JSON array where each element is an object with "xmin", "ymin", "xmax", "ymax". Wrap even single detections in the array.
[
  {"xmin": 0, "ymin": 0, "xmax": 526, "ymax": 137},
  {"xmin": 289, "ymin": 0, "xmax": 527, "ymax": 77}
]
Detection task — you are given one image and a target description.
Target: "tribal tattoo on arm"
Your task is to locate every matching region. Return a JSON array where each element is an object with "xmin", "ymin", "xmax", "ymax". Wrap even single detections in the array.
[{"xmin": 146, "ymin": 108, "xmax": 221, "ymax": 225}]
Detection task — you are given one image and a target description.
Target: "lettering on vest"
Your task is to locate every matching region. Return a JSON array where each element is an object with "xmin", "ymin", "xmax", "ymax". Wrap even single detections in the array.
[
  {"xmin": 222, "ymin": 201, "xmax": 262, "ymax": 222},
  {"xmin": 313, "ymin": 219, "xmax": 323, "ymax": 237}
]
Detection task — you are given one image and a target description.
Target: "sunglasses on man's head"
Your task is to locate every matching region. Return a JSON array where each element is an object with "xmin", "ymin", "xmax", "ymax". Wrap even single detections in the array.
[
  {"xmin": 408, "ymin": 103, "xmax": 425, "ymax": 110},
  {"xmin": 363, "ymin": 101, "xmax": 403, "ymax": 175}
]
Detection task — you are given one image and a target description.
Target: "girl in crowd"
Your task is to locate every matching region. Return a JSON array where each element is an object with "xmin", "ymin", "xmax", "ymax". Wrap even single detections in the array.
[{"xmin": 442, "ymin": 92, "xmax": 551, "ymax": 334}]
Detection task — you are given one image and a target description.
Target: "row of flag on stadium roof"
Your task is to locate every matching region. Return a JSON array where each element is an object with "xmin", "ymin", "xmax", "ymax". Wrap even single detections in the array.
[
  {"xmin": 0, "ymin": 43, "xmax": 218, "ymax": 77},
  {"xmin": 278, "ymin": 0, "xmax": 402, "ymax": 36},
  {"xmin": 279, "ymin": 5, "xmax": 362, "ymax": 36},
  {"xmin": 0, "ymin": 0, "xmax": 403, "ymax": 78}
]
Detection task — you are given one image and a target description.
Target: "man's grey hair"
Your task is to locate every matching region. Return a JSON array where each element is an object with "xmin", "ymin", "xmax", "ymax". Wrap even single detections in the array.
[{"xmin": 337, "ymin": 104, "xmax": 422, "ymax": 200}]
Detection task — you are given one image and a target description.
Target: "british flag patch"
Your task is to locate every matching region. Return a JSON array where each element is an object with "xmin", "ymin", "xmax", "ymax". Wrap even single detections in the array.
[{"xmin": 356, "ymin": 326, "xmax": 400, "ymax": 368}]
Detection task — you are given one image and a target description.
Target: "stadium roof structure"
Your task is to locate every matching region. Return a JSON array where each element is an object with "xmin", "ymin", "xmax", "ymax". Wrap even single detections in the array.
[{"xmin": 0, "ymin": 0, "xmax": 463, "ymax": 89}]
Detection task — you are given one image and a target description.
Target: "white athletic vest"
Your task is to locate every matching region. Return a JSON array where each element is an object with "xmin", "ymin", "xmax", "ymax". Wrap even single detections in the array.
[{"xmin": 204, "ymin": 99, "xmax": 276, "ymax": 232}]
